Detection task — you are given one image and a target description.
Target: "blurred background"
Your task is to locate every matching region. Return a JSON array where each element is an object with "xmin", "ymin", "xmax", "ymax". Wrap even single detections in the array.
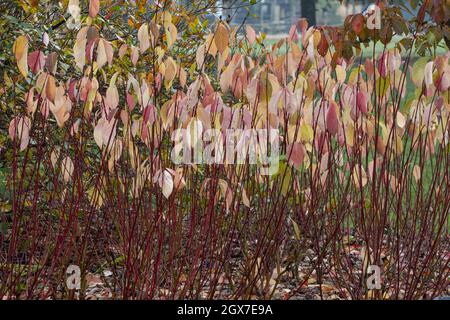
[
  {"xmin": 215, "ymin": 0, "xmax": 371, "ymax": 34},
  {"xmin": 180, "ymin": 0, "xmax": 417, "ymax": 37}
]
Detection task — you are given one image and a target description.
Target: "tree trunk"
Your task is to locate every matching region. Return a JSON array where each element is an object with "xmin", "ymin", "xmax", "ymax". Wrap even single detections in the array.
[{"xmin": 301, "ymin": 0, "xmax": 316, "ymax": 26}]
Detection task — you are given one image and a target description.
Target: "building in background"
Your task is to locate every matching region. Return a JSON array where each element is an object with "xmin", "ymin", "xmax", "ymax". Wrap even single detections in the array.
[{"xmin": 220, "ymin": 0, "xmax": 372, "ymax": 36}]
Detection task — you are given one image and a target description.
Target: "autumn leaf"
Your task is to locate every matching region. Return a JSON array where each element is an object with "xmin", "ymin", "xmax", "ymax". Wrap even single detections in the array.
[
  {"xmin": 160, "ymin": 169, "xmax": 174, "ymax": 199},
  {"xmin": 28, "ymin": 51, "xmax": 46, "ymax": 74},
  {"xmin": 13, "ymin": 35, "xmax": 29, "ymax": 78},
  {"xmin": 165, "ymin": 23, "xmax": 177, "ymax": 48},
  {"xmin": 246, "ymin": 25, "xmax": 256, "ymax": 46},
  {"xmin": 356, "ymin": 90, "xmax": 368, "ymax": 114},
  {"xmin": 97, "ymin": 39, "xmax": 107, "ymax": 69},
  {"xmin": 218, "ymin": 179, "xmax": 232, "ymax": 210},
  {"xmin": 335, "ymin": 64, "xmax": 346, "ymax": 83},
  {"xmin": 410, "ymin": 57, "xmax": 429, "ymax": 87},
  {"xmin": 45, "ymin": 52, "xmax": 58, "ymax": 74},
  {"xmin": 131, "ymin": 46, "xmax": 139, "ymax": 66},
  {"xmin": 8, "ymin": 116, "xmax": 31, "ymax": 151},
  {"xmin": 317, "ymin": 31, "xmax": 329, "ymax": 57},
  {"xmin": 241, "ymin": 186, "xmax": 250, "ymax": 208},
  {"xmin": 352, "ymin": 14, "xmax": 365, "ymax": 35},
  {"xmin": 396, "ymin": 112, "xmax": 406, "ymax": 128},
  {"xmin": 424, "ymin": 61, "xmax": 434, "ymax": 88},
  {"xmin": 45, "ymin": 75, "xmax": 56, "ymax": 103},
  {"xmin": 196, "ymin": 44, "xmax": 205, "ymax": 69},
  {"xmin": 61, "ymin": 156, "xmax": 74, "ymax": 183},
  {"xmin": 138, "ymin": 23, "xmax": 150, "ymax": 53},
  {"xmin": 326, "ymin": 101, "xmax": 340, "ymax": 135},
  {"xmin": 74, "ymin": 27, "xmax": 88, "ymax": 70},
  {"xmin": 413, "ymin": 165, "xmax": 421, "ymax": 182},
  {"xmin": 215, "ymin": 23, "xmax": 229, "ymax": 54},
  {"xmin": 287, "ymin": 142, "xmax": 306, "ymax": 170},
  {"xmin": 89, "ymin": 0, "xmax": 100, "ymax": 18}
]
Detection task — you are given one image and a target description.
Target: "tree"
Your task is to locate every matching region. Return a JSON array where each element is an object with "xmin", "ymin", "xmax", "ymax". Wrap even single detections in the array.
[{"xmin": 301, "ymin": 0, "xmax": 316, "ymax": 25}]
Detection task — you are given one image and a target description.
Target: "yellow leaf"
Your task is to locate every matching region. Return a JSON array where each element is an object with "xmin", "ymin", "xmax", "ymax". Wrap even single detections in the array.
[
  {"xmin": 335, "ymin": 64, "xmax": 346, "ymax": 83},
  {"xmin": 165, "ymin": 23, "xmax": 177, "ymax": 48},
  {"xmin": 291, "ymin": 219, "xmax": 301, "ymax": 241},
  {"xmin": 413, "ymin": 165, "xmax": 421, "ymax": 182},
  {"xmin": 396, "ymin": 111, "xmax": 406, "ymax": 128},
  {"xmin": 187, "ymin": 117, "xmax": 203, "ymax": 150},
  {"xmin": 218, "ymin": 179, "xmax": 232, "ymax": 210},
  {"xmin": 281, "ymin": 164, "xmax": 292, "ymax": 197},
  {"xmin": 164, "ymin": 57, "xmax": 177, "ymax": 89},
  {"xmin": 74, "ymin": 38, "xmax": 86, "ymax": 70},
  {"xmin": 411, "ymin": 57, "xmax": 429, "ymax": 87},
  {"xmin": 242, "ymin": 186, "xmax": 250, "ymax": 208},
  {"xmin": 394, "ymin": 134, "xmax": 403, "ymax": 155},
  {"xmin": 196, "ymin": 44, "xmax": 205, "ymax": 70},
  {"xmin": 13, "ymin": 35, "xmax": 28, "ymax": 78},
  {"xmin": 300, "ymin": 123, "xmax": 314, "ymax": 142},
  {"xmin": 345, "ymin": 123, "xmax": 355, "ymax": 147},
  {"xmin": 352, "ymin": 165, "xmax": 367, "ymax": 188}
]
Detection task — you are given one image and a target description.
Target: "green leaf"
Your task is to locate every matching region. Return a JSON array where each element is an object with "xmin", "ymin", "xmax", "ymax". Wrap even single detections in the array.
[
  {"xmin": 291, "ymin": 218, "xmax": 301, "ymax": 241},
  {"xmin": 411, "ymin": 56, "xmax": 429, "ymax": 87},
  {"xmin": 376, "ymin": 76, "xmax": 390, "ymax": 98}
]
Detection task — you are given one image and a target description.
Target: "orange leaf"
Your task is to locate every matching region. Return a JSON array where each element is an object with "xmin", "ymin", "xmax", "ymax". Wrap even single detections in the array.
[
  {"xmin": 215, "ymin": 23, "xmax": 229, "ymax": 54},
  {"xmin": 46, "ymin": 75, "xmax": 56, "ymax": 103},
  {"xmin": 352, "ymin": 14, "xmax": 365, "ymax": 34},
  {"xmin": 317, "ymin": 31, "xmax": 329, "ymax": 57}
]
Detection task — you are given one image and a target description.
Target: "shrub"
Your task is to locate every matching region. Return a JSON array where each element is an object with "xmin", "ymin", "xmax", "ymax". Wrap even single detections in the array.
[{"xmin": 0, "ymin": 0, "xmax": 448, "ymax": 299}]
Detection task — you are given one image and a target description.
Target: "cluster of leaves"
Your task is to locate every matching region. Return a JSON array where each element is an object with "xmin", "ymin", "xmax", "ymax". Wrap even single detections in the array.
[{"xmin": 0, "ymin": 0, "xmax": 448, "ymax": 299}]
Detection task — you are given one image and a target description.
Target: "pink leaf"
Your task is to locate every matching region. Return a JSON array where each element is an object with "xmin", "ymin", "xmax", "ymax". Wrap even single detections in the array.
[
  {"xmin": 246, "ymin": 25, "xmax": 256, "ymax": 46},
  {"xmin": 89, "ymin": 0, "xmax": 100, "ymax": 18},
  {"xmin": 437, "ymin": 71, "xmax": 449, "ymax": 92},
  {"xmin": 143, "ymin": 104, "xmax": 156, "ymax": 126},
  {"xmin": 356, "ymin": 90, "xmax": 368, "ymax": 114},
  {"xmin": 287, "ymin": 142, "xmax": 305, "ymax": 170},
  {"xmin": 9, "ymin": 116, "xmax": 31, "ymax": 151},
  {"xmin": 378, "ymin": 53, "xmax": 387, "ymax": 78},
  {"xmin": 288, "ymin": 25, "xmax": 298, "ymax": 42},
  {"xmin": 68, "ymin": 79, "xmax": 78, "ymax": 102},
  {"xmin": 126, "ymin": 93, "xmax": 135, "ymax": 111},
  {"xmin": 326, "ymin": 101, "xmax": 339, "ymax": 135},
  {"xmin": 28, "ymin": 51, "xmax": 46, "ymax": 74}
]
